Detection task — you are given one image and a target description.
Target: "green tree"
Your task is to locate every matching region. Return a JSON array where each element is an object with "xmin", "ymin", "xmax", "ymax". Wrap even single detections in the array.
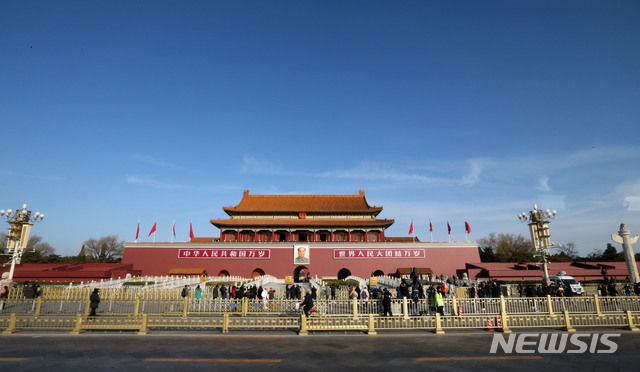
[
  {"xmin": 82, "ymin": 235, "xmax": 124, "ymax": 263},
  {"xmin": 478, "ymin": 233, "xmax": 535, "ymax": 262}
]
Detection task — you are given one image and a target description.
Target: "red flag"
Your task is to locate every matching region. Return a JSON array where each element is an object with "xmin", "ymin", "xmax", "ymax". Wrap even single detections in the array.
[
  {"xmin": 465, "ymin": 221, "xmax": 471, "ymax": 234},
  {"xmin": 447, "ymin": 221, "xmax": 451, "ymax": 235},
  {"xmin": 172, "ymin": 220, "xmax": 176, "ymax": 239},
  {"xmin": 189, "ymin": 221, "xmax": 195, "ymax": 240},
  {"xmin": 408, "ymin": 220, "xmax": 414, "ymax": 234},
  {"xmin": 148, "ymin": 221, "xmax": 157, "ymax": 237},
  {"xmin": 135, "ymin": 220, "xmax": 140, "ymax": 240},
  {"xmin": 429, "ymin": 220, "xmax": 433, "ymax": 232}
]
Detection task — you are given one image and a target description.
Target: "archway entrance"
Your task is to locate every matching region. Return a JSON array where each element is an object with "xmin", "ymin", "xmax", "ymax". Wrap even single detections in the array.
[
  {"xmin": 372, "ymin": 269, "xmax": 385, "ymax": 277},
  {"xmin": 252, "ymin": 268, "xmax": 265, "ymax": 278},
  {"xmin": 337, "ymin": 268, "xmax": 351, "ymax": 280},
  {"xmin": 218, "ymin": 270, "xmax": 229, "ymax": 277},
  {"xmin": 293, "ymin": 266, "xmax": 309, "ymax": 282}
]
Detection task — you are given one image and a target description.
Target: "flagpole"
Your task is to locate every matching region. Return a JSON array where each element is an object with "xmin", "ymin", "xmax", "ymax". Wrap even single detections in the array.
[
  {"xmin": 153, "ymin": 219, "xmax": 157, "ymax": 243},
  {"xmin": 171, "ymin": 219, "xmax": 175, "ymax": 243},
  {"xmin": 135, "ymin": 219, "xmax": 139, "ymax": 243},
  {"xmin": 429, "ymin": 219, "xmax": 432, "ymax": 243}
]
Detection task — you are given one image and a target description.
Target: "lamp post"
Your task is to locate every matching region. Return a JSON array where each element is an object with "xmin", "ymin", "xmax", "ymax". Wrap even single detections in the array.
[
  {"xmin": 518, "ymin": 204, "xmax": 556, "ymax": 286},
  {"xmin": 1, "ymin": 204, "xmax": 44, "ymax": 281}
]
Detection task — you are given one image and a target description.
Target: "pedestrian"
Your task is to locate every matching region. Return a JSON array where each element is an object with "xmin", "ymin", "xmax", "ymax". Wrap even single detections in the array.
[
  {"xmin": 221, "ymin": 285, "xmax": 228, "ymax": 299},
  {"xmin": 382, "ymin": 288, "xmax": 393, "ymax": 316},
  {"xmin": 469, "ymin": 283, "xmax": 478, "ymax": 299},
  {"xmin": 0, "ymin": 285, "xmax": 7, "ymax": 310},
  {"xmin": 89, "ymin": 288, "xmax": 100, "ymax": 317},
  {"xmin": 195, "ymin": 285, "xmax": 202, "ymax": 300},
  {"xmin": 361, "ymin": 286, "xmax": 370, "ymax": 300},
  {"xmin": 435, "ymin": 288, "xmax": 444, "ymax": 316},
  {"xmin": 22, "ymin": 282, "xmax": 29, "ymax": 299},
  {"xmin": 301, "ymin": 291, "xmax": 314, "ymax": 317},
  {"xmin": 181, "ymin": 285, "xmax": 189, "ymax": 298},
  {"xmin": 0, "ymin": 285, "xmax": 8, "ymax": 299}
]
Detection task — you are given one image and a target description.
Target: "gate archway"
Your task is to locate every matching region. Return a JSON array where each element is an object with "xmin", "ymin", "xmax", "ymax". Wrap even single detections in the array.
[
  {"xmin": 337, "ymin": 268, "xmax": 351, "ymax": 280},
  {"xmin": 293, "ymin": 266, "xmax": 309, "ymax": 282},
  {"xmin": 252, "ymin": 268, "xmax": 265, "ymax": 278}
]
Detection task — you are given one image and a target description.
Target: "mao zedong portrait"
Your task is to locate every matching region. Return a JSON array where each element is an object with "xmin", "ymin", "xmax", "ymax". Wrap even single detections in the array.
[{"xmin": 295, "ymin": 246, "xmax": 309, "ymax": 264}]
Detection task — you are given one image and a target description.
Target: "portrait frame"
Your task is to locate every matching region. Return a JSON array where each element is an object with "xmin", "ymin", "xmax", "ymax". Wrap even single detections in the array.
[{"xmin": 293, "ymin": 244, "xmax": 310, "ymax": 265}]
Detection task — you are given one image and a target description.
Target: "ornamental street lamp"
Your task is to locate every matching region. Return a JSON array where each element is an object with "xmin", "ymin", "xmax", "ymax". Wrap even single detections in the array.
[
  {"xmin": 1, "ymin": 204, "xmax": 44, "ymax": 281},
  {"xmin": 518, "ymin": 204, "xmax": 556, "ymax": 286}
]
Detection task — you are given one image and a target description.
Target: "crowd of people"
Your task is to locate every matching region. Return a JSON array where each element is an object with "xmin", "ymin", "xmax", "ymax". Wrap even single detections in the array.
[{"xmin": 180, "ymin": 283, "xmax": 278, "ymax": 301}]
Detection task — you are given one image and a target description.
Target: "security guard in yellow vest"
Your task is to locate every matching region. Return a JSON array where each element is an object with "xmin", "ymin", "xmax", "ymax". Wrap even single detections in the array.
[{"xmin": 434, "ymin": 290, "xmax": 444, "ymax": 316}]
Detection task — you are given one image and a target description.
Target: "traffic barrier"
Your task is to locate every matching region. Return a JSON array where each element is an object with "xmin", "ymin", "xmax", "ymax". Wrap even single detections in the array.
[{"xmin": 486, "ymin": 315, "xmax": 494, "ymax": 331}]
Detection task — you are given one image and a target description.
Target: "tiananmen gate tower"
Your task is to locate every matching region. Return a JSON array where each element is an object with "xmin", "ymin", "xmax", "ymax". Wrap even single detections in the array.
[{"xmin": 122, "ymin": 190, "xmax": 480, "ymax": 280}]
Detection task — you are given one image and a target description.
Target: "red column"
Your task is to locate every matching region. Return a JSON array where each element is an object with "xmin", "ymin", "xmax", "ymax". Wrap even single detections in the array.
[
  {"xmin": 365, "ymin": 230, "xmax": 369, "ymax": 242},
  {"xmin": 254, "ymin": 230, "xmax": 258, "ymax": 241},
  {"xmin": 289, "ymin": 230, "xmax": 292, "ymax": 241},
  {"xmin": 313, "ymin": 230, "xmax": 317, "ymax": 241},
  {"xmin": 330, "ymin": 230, "xmax": 334, "ymax": 241},
  {"xmin": 271, "ymin": 230, "xmax": 276, "ymax": 242},
  {"xmin": 381, "ymin": 229, "xmax": 385, "ymax": 242},
  {"xmin": 347, "ymin": 230, "xmax": 351, "ymax": 242}
]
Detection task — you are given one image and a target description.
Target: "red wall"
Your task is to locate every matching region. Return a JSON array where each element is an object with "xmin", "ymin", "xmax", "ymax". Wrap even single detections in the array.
[{"xmin": 122, "ymin": 242, "xmax": 480, "ymax": 278}]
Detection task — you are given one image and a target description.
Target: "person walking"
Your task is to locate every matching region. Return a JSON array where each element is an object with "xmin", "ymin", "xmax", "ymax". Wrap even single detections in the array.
[
  {"xmin": 195, "ymin": 285, "xmax": 202, "ymax": 300},
  {"xmin": 382, "ymin": 288, "xmax": 392, "ymax": 316},
  {"xmin": 89, "ymin": 288, "xmax": 100, "ymax": 317},
  {"xmin": 261, "ymin": 287, "xmax": 269, "ymax": 309},
  {"xmin": 181, "ymin": 285, "xmax": 190, "ymax": 298},
  {"xmin": 301, "ymin": 291, "xmax": 314, "ymax": 317}
]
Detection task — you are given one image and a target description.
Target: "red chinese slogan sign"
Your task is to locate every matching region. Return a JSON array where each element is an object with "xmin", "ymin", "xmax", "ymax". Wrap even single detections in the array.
[
  {"xmin": 178, "ymin": 249, "xmax": 270, "ymax": 259},
  {"xmin": 333, "ymin": 249, "xmax": 425, "ymax": 259}
]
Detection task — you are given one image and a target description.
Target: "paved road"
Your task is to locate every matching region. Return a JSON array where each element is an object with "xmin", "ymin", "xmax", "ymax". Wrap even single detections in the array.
[{"xmin": 1, "ymin": 330, "xmax": 639, "ymax": 371}]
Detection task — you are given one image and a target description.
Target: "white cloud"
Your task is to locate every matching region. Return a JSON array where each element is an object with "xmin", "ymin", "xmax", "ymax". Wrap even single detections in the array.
[
  {"xmin": 317, "ymin": 161, "xmax": 460, "ymax": 187},
  {"xmin": 241, "ymin": 155, "xmax": 288, "ymax": 175},
  {"xmin": 125, "ymin": 175, "xmax": 189, "ymax": 189},
  {"xmin": 0, "ymin": 169, "xmax": 63, "ymax": 181},
  {"xmin": 133, "ymin": 154, "xmax": 188, "ymax": 170},
  {"xmin": 537, "ymin": 176, "xmax": 551, "ymax": 192},
  {"xmin": 461, "ymin": 158, "xmax": 483, "ymax": 186}
]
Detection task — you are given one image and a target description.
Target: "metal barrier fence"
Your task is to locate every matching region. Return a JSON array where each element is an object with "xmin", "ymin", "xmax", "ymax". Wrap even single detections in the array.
[
  {"xmin": 3, "ymin": 295, "xmax": 640, "ymax": 318},
  {"xmin": 2, "ymin": 294, "xmax": 640, "ymax": 335},
  {"xmin": 3, "ymin": 310, "xmax": 638, "ymax": 335}
]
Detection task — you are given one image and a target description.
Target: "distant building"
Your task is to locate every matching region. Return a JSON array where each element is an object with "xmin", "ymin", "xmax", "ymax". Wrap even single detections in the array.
[{"xmin": 122, "ymin": 190, "xmax": 480, "ymax": 280}]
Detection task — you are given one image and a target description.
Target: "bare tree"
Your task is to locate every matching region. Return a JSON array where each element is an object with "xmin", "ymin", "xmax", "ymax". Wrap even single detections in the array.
[
  {"xmin": 83, "ymin": 235, "xmax": 125, "ymax": 263},
  {"xmin": 558, "ymin": 241, "xmax": 578, "ymax": 260},
  {"xmin": 478, "ymin": 232, "xmax": 535, "ymax": 262},
  {"xmin": 0, "ymin": 233, "xmax": 56, "ymax": 262},
  {"xmin": 26, "ymin": 235, "xmax": 56, "ymax": 256}
]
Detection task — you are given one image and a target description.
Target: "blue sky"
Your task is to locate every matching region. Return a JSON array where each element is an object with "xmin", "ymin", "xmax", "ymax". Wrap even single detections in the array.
[{"xmin": 1, "ymin": 1, "xmax": 639, "ymax": 257}]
